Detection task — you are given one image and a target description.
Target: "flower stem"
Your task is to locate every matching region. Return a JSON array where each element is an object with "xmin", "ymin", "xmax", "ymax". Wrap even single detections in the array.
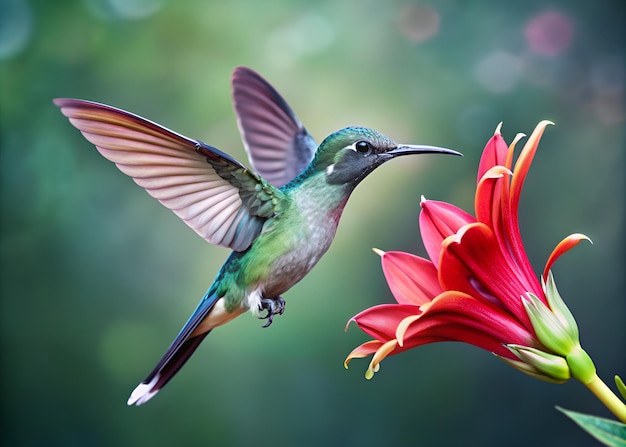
[{"xmin": 583, "ymin": 374, "xmax": 626, "ymax": 422}]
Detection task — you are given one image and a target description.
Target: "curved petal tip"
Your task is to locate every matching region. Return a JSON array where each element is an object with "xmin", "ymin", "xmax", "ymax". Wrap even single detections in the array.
[
  {"xmin": 344, "ymin": 318, "xmax": 356, "ymax": 332},
  {"xmin": 395, "ymin": 314, "xmax": 421, "ymax": 347},
  {"xmin": 479, "ymin": 165, "xmax": 514, "ymax": 181},
  {"xmin": 372, "ymin": 248, "xmax": 385, "ymax": 257},
  {"xmin": 366, "ymin": 339, "xmax": 397, "ymax": 379},
  {"xmin": 494, "ymin": 122, "xmax": 503, "ymax": 136},
  {"xmin": 538, "ymin": 120, "xmax": 555, "ymax": 128},
  {"xmin": 543, "ymin": 233, "xmax": 593, "ymax": 280}
]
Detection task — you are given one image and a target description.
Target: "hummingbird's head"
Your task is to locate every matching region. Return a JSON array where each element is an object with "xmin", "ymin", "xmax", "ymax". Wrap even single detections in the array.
[{"xmin": 311, "ymin": 127, "xmax": 461, "ymax": 187}]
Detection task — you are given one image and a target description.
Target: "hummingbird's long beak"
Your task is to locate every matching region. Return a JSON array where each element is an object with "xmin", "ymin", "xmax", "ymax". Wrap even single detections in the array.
[{"xmin": 388, "ymin": 145, "xmax": 463, "ymax": 157}]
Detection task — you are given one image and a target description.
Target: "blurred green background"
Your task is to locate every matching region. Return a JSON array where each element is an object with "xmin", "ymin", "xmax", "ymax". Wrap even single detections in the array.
[{"xmin": 1, "ymin": 0, "xmax": 624, "ymax": 446}]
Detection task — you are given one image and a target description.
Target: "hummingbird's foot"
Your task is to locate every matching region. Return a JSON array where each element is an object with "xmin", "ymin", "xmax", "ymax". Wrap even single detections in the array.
[{"xmin": 258, "ymin": 296, "xmax": 285, "ymax": 328}]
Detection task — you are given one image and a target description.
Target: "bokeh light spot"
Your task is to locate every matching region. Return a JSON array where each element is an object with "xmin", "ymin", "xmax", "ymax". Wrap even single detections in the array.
[
  {"xmin": 474, "ymin": 51, "xmax": 522, "ymax": 93},
  {"xmin": 0, "ymin": 0, "xmax": 32, "ymax": 59},
  {"xmin": 398, "ymin": 3, "xmax": 440, "ymax": 43},
  {"xmin": 525, "ymin": 10, "xmax": 573, "ymax": 57},
  {"xmin": 266, "ymin": 13, "xmax": 335, "ymax": 68}
]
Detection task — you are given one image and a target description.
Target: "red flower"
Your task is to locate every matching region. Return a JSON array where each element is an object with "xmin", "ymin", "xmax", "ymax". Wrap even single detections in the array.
[{"xmin": 345, "ymin": 122, "xmax": 590, "ymax": 381}]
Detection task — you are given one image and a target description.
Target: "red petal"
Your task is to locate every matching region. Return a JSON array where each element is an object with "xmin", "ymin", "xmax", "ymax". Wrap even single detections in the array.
[
  {"xmin": 475, "ymin": 165, "xmax": 512, "ymax": 227},
  {"xmin": 380, "ymin": 251, "xmax": 441, "ymax": 305},
  {"xmin": 505, "ymin": 122, "xmax": 554, "ymax": 285},
  {"xmin": 420, "ymin": 199, "xmax": 475, "ymax": 266},
  {"xmin": 477, "ymin": 127, "xmax": 509, "ymax": 183},
  {"xmin": 401, "ymin": 323, "xmax": 518, "ymax": 359},
  {"xmin": 399, "ymin": 292, "xmax": 538, "ymax": 358},
  {"xmin": 510, "ymin": 121, "xmax": 553, "ymax": 218},
  {"xmin": 483, "ymin": 133, "xmax": 526, "ymax": 254},
  {"xmin": 439, "ymin": 223, "xmax": 539, "ymax": 328},
  {"xmin": 543, "ymin": 233, "xmax": 592, "ymax": 281},
  {"xmin": 473, "ymin": 165, "xmax": 542, "ymax": 297},
  {"xmin": 350, "ymin": 303, "xmax": 421, "ymax": 341}
]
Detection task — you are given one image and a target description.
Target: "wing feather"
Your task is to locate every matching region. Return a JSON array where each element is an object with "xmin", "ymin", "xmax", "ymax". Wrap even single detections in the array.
[
  {"xmin": 231, "ymin": 66, "xmax": 318, "ymax": 187},
  {"xmin": 55, "ymin": 98, "xmax": 283, "ymax": 252}
]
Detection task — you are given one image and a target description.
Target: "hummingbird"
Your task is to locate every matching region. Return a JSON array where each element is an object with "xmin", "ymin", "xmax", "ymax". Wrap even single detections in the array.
[{"xmin": 54, "ymin": 66, "xmax": 461, "ymax": 406}]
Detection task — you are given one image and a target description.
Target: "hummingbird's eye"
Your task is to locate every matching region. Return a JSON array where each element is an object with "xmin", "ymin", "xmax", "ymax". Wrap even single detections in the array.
[{"xmin": 355, "ymin": 141, "xmax": 372, "ymax": 153}]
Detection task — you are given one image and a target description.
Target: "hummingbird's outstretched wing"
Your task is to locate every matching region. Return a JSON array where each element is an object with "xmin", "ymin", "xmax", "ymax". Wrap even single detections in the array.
[
  {"xmin": 55, "ymin": 98, "xmax": 285, "ymax": 252},
  {"xmin": 231, "ymin": 66, "xmax": 317, "ymax": 188}
]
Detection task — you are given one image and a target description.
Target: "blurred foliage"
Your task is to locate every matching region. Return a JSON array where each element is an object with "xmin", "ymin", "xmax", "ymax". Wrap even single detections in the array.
[{"xmin": 1, "ymin": 0, "xmax": 624, "ymax": 446}]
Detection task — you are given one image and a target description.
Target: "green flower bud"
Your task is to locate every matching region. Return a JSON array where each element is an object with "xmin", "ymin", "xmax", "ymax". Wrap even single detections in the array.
[
  {"xmin": 506, "ymin": 344, "xmax": 571, "ymax": 382},
  {"xmin": 496, "ymin": 353, "xmax": 569, "ymax": 384},
  {"xmin": 542, "ymin": 271, "xmax": 579, "ymax": 342},
  {"xmin": 523, "ymin": 292, "xmax": 578, "ymax": 357}
]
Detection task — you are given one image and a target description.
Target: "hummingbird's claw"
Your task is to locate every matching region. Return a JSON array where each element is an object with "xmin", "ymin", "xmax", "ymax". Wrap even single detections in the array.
[{"xmin": 258, "ymin": 296, "xmax": 285, "ymax": 328}]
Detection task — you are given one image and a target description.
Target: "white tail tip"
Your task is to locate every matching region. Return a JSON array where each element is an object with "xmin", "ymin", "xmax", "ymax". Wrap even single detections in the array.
[{"xmin": 127, "ymin": 375, "xmax": 160, "ymax": 406}]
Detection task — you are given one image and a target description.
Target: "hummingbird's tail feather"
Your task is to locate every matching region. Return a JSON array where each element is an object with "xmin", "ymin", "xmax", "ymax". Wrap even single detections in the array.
[
  {"xmin": 127, "ymin": 290, "xmax": 221, "ymax": 406},
  {"xmin": 127, "ymin": 333, "xmax": 209, "ymax": 406}
]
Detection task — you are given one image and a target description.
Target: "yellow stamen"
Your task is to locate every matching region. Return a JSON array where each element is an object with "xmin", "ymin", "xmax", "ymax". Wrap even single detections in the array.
[{"xmin": 366, "ymin": 339, "xmax": 397, "ymax": 380}]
